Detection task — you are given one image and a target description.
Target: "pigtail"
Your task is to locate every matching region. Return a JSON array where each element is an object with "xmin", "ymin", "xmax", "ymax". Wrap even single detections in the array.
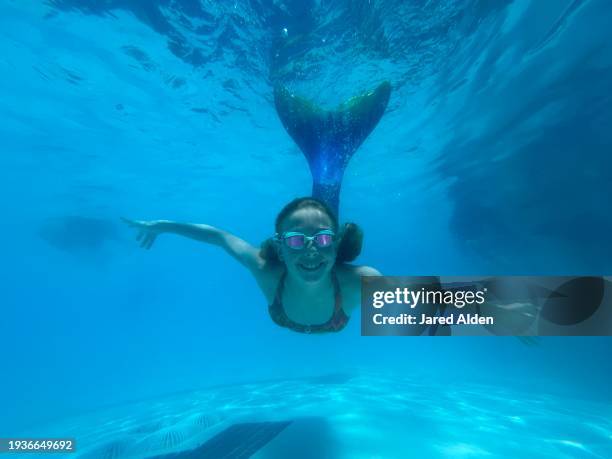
[
  {"xmin": 260, "ymin": 237, "xmax": 281, "ymax": 263},
  {"xmin": 336, "ymin": 222, "xmax": 363, "ymax": 263}
]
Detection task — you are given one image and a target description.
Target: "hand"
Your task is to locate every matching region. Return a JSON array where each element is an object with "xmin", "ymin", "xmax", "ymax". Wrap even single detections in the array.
[{"xmin": 121, "ymin": 217, "xmax": 163, "ymax": 249}]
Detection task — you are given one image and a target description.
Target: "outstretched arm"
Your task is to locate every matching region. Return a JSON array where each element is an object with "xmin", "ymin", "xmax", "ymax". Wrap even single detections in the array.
[{"xmin": 121, "ymin": 218, "xmax": 264, "ymax": 272}]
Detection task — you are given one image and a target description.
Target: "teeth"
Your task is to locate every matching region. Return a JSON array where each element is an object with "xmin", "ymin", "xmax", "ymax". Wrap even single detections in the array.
[{"xmin": 301, "ymin": 262, "xmax": 323, "ymax": 269}]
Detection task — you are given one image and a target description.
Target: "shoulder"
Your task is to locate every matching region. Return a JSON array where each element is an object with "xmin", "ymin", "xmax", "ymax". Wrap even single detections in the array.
[
  {"xmin": 335, "ymin": 263, "xmax": 382, "ymax": 292},
  {"xmin": 336, "ymin": 263, "xmax": 382, "ymax": 279},
  {"xmin": 335, "ymin": 263, "xmax": 382, "ymax": 315},
  {"xmin": 251, "ymin": 260, "xmax": 286, "ymax": 304},
  {"xmin": 353, "ymin": 265, "xmax": 382, "ymax": 277}
]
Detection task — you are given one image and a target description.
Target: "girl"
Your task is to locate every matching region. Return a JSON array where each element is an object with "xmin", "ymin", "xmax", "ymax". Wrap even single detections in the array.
[
  {"xmin": 124, "ymin": 82, "xmax": 390, "ymax": 333},
  {"xmin": 122, "ymin": 197, "xmax": 380, "ymax": 334}
]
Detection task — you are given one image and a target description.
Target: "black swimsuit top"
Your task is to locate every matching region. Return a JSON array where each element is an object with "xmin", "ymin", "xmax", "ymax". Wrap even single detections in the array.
[{"xmin": 268, "ymin": 269, "xmax": 349, "ymax": 334}]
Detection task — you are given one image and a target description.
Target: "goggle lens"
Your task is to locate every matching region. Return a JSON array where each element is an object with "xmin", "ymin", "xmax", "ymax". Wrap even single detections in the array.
[
  {"xmin": 285, "ymin": 235, "xmax": 306, "ymax": 249},
  {"xmin": 280, "ymin": 231, "xmax": 334, "ymax": 249},
  {"xmin": 314, "ymin": 233, "xmax": 333, "ymax": 247}
]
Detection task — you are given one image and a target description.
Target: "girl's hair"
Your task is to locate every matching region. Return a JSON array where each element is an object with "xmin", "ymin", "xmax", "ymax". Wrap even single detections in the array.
[{"xmin": 260, "ymin": 197, "xmax": 363, "ymax": 264}]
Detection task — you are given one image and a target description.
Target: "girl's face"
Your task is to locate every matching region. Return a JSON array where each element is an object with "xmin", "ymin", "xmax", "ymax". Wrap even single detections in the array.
[{"xmin": 277, "ymin": 207, "xmax": 338, "ymax": 283}]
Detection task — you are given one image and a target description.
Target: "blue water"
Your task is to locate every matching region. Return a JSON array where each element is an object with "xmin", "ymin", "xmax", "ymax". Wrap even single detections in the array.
[{"xmin": 1, "ymin": 0, "xmax": 611, "ymax": 457}]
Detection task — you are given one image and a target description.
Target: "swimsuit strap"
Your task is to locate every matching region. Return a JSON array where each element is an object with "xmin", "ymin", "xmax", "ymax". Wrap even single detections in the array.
[
  {"xmin": 331, "ymin": 269, "xmax": 342, "ymax": 311},
  {"xmin": 269, "ymin": 267, "xmax": 348, "ymax": 333},
  {"xmin": 273, "ymin": 269, "xmax": 288, "ymax": 304}
]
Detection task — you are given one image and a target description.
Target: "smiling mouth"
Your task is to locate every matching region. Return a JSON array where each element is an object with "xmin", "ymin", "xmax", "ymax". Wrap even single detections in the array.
[{"xmin": 298, "ymin": 262, "xmax": 325, "ymax": 272}]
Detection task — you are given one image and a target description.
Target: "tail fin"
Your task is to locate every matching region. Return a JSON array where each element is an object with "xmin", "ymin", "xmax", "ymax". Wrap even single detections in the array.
[{"xmin": 274, "ymin": 81, "xmax": 391, "ymax": 215}]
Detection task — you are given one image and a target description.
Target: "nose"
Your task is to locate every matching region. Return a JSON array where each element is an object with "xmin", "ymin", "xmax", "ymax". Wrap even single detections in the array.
[{"xmin": 304, "ymin": 239, "xmax": 318, "ymax": 254}]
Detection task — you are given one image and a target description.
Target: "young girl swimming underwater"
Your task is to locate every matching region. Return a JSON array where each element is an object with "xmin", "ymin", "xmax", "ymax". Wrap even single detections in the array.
[
  {"xmin": 123, "ymin": 197, "xmax": 379, "ymax": 334},
  {"xmin": 124, "ymin": 82, "xmax": 391, "ymax": 334}
]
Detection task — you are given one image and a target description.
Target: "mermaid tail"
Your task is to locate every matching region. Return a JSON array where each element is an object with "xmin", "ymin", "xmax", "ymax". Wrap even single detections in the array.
[{"xmin": 274, "ymin": 81, "xmax": 391, "ymax": 215}]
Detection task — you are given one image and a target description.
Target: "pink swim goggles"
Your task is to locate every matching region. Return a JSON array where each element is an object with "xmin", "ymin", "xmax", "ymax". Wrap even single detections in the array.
[{"xmin": 275, "ymin": 229, "xmax": 335, "ymax": 250}]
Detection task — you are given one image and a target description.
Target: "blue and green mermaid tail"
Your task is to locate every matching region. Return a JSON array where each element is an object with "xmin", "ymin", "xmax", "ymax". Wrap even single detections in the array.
[{"xmin": 274, "ymin": 81, "xmax": 391, "ymax": 215}]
